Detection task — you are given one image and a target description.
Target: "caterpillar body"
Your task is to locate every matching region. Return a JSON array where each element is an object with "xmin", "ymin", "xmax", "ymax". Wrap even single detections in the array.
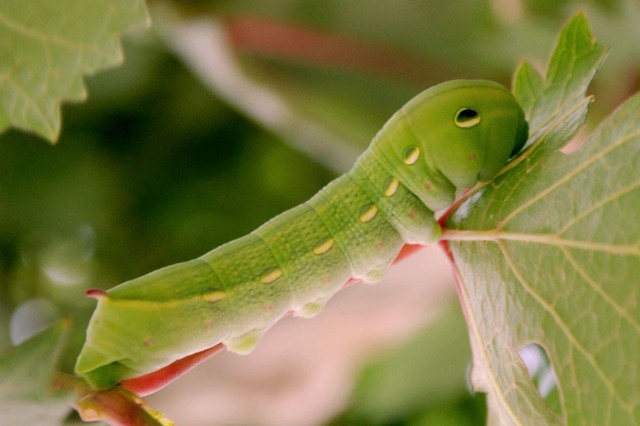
[{"xmin": 76, "ymin": 80, "xmax": 528, "ymax": 390}]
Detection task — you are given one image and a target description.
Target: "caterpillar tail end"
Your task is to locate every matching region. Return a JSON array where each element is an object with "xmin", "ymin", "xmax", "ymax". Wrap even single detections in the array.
[{"xmin": 75, "ymin": 354, "xmax": 133, "ymax": 391}]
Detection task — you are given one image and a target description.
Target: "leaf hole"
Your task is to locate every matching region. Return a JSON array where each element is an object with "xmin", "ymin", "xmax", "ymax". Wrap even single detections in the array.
[{"xmin": 517, "ymin": 343, "xmax": 562, "ymax": 415}]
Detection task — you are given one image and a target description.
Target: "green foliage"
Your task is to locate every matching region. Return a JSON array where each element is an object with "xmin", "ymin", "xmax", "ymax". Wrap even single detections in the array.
[
  {"xmin": 0, "ymin": 321, "xmax": 70, "ymax": 426},
  {"xmin": 446, "ymin": 14, "xmax": 638, "ymax": 425},
  {"xmin": 0, "ymin": 0, "xmax": 148, "ymax": 141}
]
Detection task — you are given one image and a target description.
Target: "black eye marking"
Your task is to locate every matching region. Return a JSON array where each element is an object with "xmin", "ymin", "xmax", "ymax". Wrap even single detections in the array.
[{"xmin": 455, "ymin": 108, "xmax": 481, "ymax": 128}]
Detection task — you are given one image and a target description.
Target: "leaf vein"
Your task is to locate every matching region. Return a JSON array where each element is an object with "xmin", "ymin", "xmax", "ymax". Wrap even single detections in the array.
[
  {"xmin": 450, "ymin": 262, "xmax": 525, "ymax": 425},
  {"xmin": 498, "ymin": 128, "xmax": 640, "ymax": 229},
  {"xmin": 497, "ymin": 241, "xmax": 633, "ymax": 411},
  {"xmin": 556, "ymin": 180, "xmax": 640, "ymax": 236},
  {"xmin": 560, "ymin": 247, "xmax": 640, "ymax": 332},
  {"xmin": 0, "ymin": 10, "xmax": 84, "ymax": 50},
  {"xmin": 445, "ymin": 231, "xmax": 639, "ymax": 256}
]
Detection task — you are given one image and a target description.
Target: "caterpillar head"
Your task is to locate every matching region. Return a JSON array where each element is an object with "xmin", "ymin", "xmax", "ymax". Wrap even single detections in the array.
[{"xmin": 403, "ymin": 80, "xmax": 528, "ymax": 189}]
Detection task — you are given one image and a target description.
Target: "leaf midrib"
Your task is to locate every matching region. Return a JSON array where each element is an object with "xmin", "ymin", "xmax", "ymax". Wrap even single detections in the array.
[{"xmin": 443, "ymin": 230, "xmax": 639, "ymax": 255}]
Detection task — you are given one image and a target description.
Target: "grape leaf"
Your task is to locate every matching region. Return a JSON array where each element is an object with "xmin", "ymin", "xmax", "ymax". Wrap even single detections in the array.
[
  {"xmin": 0, "ymin": 321, "xmax": 71, "ymax": 426},
  {"xmin": 445, "ymin": 13, "xmax": 639, "ymax": 425},
  {"xmin": 0, "ymin": 0, "xmax": 149, "ymax": 141}
]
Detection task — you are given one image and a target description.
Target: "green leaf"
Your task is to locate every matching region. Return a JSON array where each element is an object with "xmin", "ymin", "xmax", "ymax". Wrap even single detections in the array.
[
  {"xmin": 511, "ymin": 61, "xmax": 544, "ymax": 122},
  {"xmin": 0, "ymin": 321, "xmax": 71, "ymax": 426},
  {"xmin": 445, "ymin": 14, "xmax": 638, "ymax": 425},
  {"xmin": 0, "ymin": 0, "xmax": 149, "ymax": 141},
  {"xmin": 520, "ymin": 13, "xmax": 607, "ymax": 137}
]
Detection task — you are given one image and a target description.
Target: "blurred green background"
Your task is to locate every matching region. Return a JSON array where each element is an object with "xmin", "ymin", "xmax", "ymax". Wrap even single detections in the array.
[{"xmin": 1, "ymin": 0, "xmax": 638, "ymax": 424}]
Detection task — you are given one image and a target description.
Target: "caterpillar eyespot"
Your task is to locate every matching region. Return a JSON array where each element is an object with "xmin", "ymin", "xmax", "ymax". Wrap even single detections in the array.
[
  {"xmin": 383, "ymin": 178, "xmax": 400, "ymax": 197},
  {"xmin": 313, "ymin": 237, "xmax": 335, "ymax": 255},
  {"xmin": 455, "ymin": 108, "xmax": 481, "ymax": 128},
  {"xmin": 203, "ymin": 290, "xmax": 226, "ymax": 303},
  {"xmin": 76, "ymin": 80, "xmax": 528, "ymax": 390},
  {"xmin": 359, "ymin": 204, "xmax": 379, "ymax": 223},
  {"xmin": 402, "ymin": 145, "xmax": 421, "ymax": 165},
  {"xmin": 260, "ymin": 267, "xmax": 283, "ymax": 284}
]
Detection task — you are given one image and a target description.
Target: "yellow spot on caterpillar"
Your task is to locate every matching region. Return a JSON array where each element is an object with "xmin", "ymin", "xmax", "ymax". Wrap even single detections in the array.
[
  {"xmin": 359, "ymin": 204, "xmax": 378, "ymax": 223},
  {"xmin": 144, "ymin": 337, "xmax": 153, "ymax": 348},
  {"xmin": 313, "ymin": 238, "xmax": 334, "ymax": 255},
  {"xmin": 260, "ymin": 267, "xmax": 283, "ymax": 284},
  {"xmin": 403, "ymin": 146, "xmax": 420, "ymax": 165},
  {"xmin": 203, "ymin": 291, "xmax": 226, "ymax": 302},
  {"xmin": 384, "ymin": 177, "xmax": 399, "ymax": 196}
]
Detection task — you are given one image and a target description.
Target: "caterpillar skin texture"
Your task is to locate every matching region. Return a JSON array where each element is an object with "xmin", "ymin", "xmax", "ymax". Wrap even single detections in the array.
[{"xmin": 76, "ymin": 80, "xmax": 528, "ymax": 389}]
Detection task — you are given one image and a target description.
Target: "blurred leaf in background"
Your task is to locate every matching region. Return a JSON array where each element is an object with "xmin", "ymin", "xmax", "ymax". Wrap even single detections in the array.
[{"xmin": 0, "ymin": 321, "xmax": 70, "ymax": 426}]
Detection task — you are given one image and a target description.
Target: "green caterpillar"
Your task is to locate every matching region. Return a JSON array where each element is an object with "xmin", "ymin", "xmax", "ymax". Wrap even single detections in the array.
[{"xmin": 76, "ymin": 80, "xmax": 528, "ymax": 390}]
